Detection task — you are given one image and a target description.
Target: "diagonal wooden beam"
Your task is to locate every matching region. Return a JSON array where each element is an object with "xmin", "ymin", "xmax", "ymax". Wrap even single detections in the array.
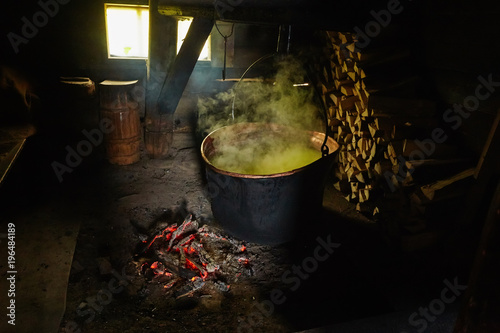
[{"xmin": 157, "ymin": 17, "xmax": 214, "ymax": 115}]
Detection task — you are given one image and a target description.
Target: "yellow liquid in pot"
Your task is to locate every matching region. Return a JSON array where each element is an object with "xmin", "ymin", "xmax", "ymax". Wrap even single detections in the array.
[{"xmin": 211, "ymin": 143, "xmax": 321, "ymax": 175}]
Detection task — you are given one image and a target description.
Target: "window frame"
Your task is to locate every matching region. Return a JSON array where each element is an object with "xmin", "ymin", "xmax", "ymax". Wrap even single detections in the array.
[{"xmin": 104, "ymin": 3, "xmax": 149, "ymax": 60}]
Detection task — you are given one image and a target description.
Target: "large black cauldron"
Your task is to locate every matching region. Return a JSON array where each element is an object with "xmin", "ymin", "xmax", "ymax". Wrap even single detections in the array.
[{"xmin": 201, "ymin": 123, "xmax": 339, "ymax": 245}]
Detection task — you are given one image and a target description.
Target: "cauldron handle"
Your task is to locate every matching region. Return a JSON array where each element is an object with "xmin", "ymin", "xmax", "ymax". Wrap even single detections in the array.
[
  {"xmin": 231, "ymin": 53, "xmax": 276, "ymax": 120},
  {"xmin": 306, "ymin": 72, "xmax": 330, "ymax": 158},
  {"xmin": 230, "ymin": 53, "xmax": 331, "ymax": 158}
]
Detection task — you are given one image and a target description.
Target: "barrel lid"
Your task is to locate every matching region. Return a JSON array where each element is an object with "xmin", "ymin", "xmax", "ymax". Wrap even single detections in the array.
[
  {"xmin": 60, "ymin": 77, "xmax": 94, "ymax": 86},
  {"xmin": 99, "ymin": 80, "xmax": 138, "ymax": 86}
]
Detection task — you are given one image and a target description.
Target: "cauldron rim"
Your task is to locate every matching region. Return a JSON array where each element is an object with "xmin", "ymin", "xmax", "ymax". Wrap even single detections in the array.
[{"xmin": 200, "ymin": 122, "xmax": 339, "ymax": 179}]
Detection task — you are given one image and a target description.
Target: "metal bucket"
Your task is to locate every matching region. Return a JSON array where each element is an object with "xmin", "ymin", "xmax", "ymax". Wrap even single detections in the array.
[{"xmin": 201, "ymin": 122, "xmax": 339, "ymax": 245}]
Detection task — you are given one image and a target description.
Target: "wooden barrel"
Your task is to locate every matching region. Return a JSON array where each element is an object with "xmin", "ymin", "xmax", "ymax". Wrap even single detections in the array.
[
  {"xmin": 58, "ymin": 77, "xmax": 98, "ymax": 139},
  {"xmin": 99, "ymin": 80, "xmax": 141, "ymax": 165},
  {"xmin": 144, "ymin": 112, "xmax": 173, "ymax": 159}
]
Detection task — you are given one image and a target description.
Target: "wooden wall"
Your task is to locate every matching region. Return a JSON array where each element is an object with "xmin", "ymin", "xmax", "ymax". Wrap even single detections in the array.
[
  {"xmin": 3, "ymin": 0, "xmax": 498, "ymax": 153},
  {"xmin": 1, "ymin": 0, "xmax": 278, "ymax": 133},
  {"xmin": 416, "ymin": 0, "xmax": 500, "ymax": 156}
]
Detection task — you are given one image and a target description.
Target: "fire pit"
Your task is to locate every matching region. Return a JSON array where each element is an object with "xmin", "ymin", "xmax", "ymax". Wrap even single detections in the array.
[
  {"xmin": 135, "ymin": 214, "xmax": 252, "ymax": 298},
  {"xmin": 201, "ymin": 122, "xmax": 339, "ymax": 245}
]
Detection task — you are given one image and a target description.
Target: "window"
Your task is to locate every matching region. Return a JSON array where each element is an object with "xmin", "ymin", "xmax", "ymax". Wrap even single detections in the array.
[
  {"xmin": 105, "ymin": 4, "xmax": 149, "ymax": 59},
  {"xmin": 177, "ymin": 17, "xmax": 211, "ymax": 61}
]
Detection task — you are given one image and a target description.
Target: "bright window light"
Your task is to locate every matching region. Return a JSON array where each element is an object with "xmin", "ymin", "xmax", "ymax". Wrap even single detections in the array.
[
  {"xmin": 177, "ymin": 18, "xmax": 211, "ymax": 61},
  {"xmin": 105, "ymin": 4, "xmax": 149, "ymax": 59}
]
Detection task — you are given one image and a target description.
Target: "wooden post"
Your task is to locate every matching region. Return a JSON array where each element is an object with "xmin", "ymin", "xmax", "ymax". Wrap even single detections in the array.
[
  {"xmin": 453, "ymin": 109, "xmax": 500, "ymax": 331},
  {"xmin": 459, "ymin": 109, "xmax": 500, "ymax": 226},
  {"xmin": 146, "ymin": 15, "xmax": 212, "ymax": 158},
  {"xmin": 157, "ymin": 16, "xmax": 213, "ymax": 115},
  {"xmin": 146, "ymin": 0, "xmax": 177, "ymax": 158},
  {"xmin": 453, "ymin": 180, "xmax": 500, "ymax": 332}
]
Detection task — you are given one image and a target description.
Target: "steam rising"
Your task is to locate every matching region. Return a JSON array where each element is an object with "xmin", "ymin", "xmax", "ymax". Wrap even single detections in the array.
[
  {"xmin": 198, "ymin": 56, "xmax": 327, "ymax": 175},
  {"xmin": 198, "ymin": 56, "xmax": 323, "ymax": 135}
]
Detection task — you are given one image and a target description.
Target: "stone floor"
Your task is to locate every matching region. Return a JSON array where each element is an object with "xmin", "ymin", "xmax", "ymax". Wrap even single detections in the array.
[{"xmin": 0, "ymin": 128, "xmax": 476, "ymax": 333}]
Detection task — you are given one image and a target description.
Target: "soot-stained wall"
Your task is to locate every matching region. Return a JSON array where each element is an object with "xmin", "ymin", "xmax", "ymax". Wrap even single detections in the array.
[{"xmin": 1, "ymin": 0, "xmax": 279, "ymax": 131}]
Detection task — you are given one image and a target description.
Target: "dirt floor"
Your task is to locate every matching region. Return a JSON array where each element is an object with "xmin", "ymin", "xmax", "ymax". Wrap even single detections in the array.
[{"xmin": 0, "ymin": 125, "xmax": 475, "ymax": 333}]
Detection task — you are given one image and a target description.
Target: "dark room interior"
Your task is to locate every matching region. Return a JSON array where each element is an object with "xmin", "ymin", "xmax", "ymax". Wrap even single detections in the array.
[{"xmin": 1, "ymin": 0, "xmax": 500, "ymax": 332}]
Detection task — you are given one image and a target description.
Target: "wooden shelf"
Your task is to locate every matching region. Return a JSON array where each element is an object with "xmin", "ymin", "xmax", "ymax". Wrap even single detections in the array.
[{"xmin": 0, "ymin": 124, "xmax": 36, "ymax": 186}]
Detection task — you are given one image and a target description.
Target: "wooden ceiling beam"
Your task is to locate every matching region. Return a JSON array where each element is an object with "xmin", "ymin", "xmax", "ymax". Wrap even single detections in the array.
[{"xmin": 157, "ymin": 0, "xmax": 391, "ymax": 31}]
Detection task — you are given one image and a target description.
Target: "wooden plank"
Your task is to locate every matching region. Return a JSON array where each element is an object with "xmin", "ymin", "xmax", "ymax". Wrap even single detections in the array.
[
  {"xmin": 400, "ymin": 231, "xmax": 440, "ymax": 252},
  {"xmin": 147, "ymin": 0, "xmax": 177, "ymax": 108},
  {"xmin": 362, "ymin": 75, "xmax": 420, "ymax": 96},
  {"xmin": 0, "ymin": 139, "xmax": 26, "ymax": 186},
  {"xmin": 376, "ymin": 116, "xmax": 440, "ymax": 131},
  {"xmin": 403, "ymin": 139, "xmax": 459, "ymax": 159},
  {"xmin": 158, "ymin": 0, "xmax": 394, "ymax": 31},
  {"xmin": 339, "ymin": 96, "xmax": 358, "ymax": 114},
  {"xmin": 357, "ymin": 47, "xmax": 411, "ymax": 69},
  {"xmin": 158, "ymin": 17, "xmax": 214, "ymax": 114},
  {"xmin": 457, "ymin": 109, "xmax": 500, "ymax": 227},
  {"xmin": 475, "ymin": 109, "xmax": 500, "ymax": 178},
  {"xmin": 329, "ymin": 91, "xmax": 344, "ymax": 106},
  {"xmin": 391, "ymin": 123, "xmax": 436, "ymax": 140},
  {"xmin": 321, "ymin": 81, "xmax": 336, "ymax": 95},
  {"xmin": 0, "ymin": 124, "xmax": 36, "ymax": 186},
  {"xmin": 369, "ymin": 95, "xmax": 437, "ymax": 118},
  {"xmin": 358, "ymin": 59, "xmax": 412, "ymax": 80},
  {"xmin": 340, "ymin": 83, "xmax": 355, "ymax": 96},
  {"xmin": 453, "ymin": 181, "xmax": 500, "ymax": 332},
  {"xmin": 420, "ymin": 168, "xmax": 474, "ymax": 201}
]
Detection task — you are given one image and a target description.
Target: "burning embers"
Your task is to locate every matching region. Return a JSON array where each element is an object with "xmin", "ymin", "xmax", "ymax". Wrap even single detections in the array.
[{"xmin": 135, "ymin": 214, "xmax": 251, "ymax": 298}]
